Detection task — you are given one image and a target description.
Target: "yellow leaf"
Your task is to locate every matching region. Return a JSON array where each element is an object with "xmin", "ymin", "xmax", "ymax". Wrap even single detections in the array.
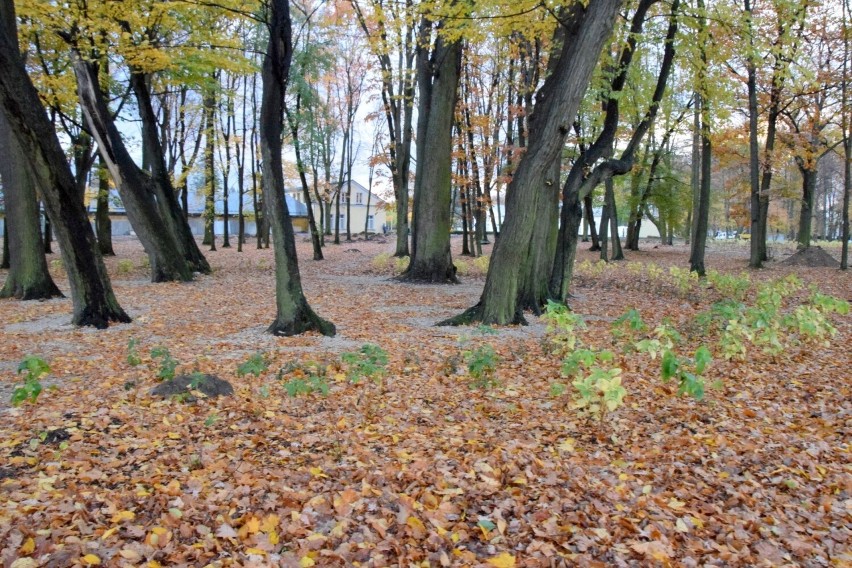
[
  {"xmin": 260, "ymin": 514, "xmax": 280, "ymax": 533},
  {"xmin": 407, "ymin": 516, "xmax": 427, "ymax": 538},
  {"xmin": 147, "ymin": 562, "xmax": 162, "ymax": 568},
  {"xmin": 675, "ymin": 518, "xmax": 689, "ymax": 533},
  {"xmin": 151, "ymin": 527, "xmax": 168, "ymax": 536},
  {"xmin": 558, "ymin": 438, "xmax": 576, "ymax": 452},
  {"xmin": 167, "ymin": 432, "xmax": 180, "ymax": 440},
  {"xmin": 19, "ymin": 537, "xmax": 35, "ymax": 555},
  {"xmin": 101, "ymin": 527, "xmax": 118, "ymax": 540},
  {"xmin": 10, "ymin": 559, "xmax": 37, "ymax": 568},
  {"xmin": 245, "ymin": 517, "xmax": 260, "ymax": 534},
  {"xmin": 299, "ymin": 557, "xmax": 316, "ymax": 567},
  {"xmin": 268, "ymin": 530, "xmax": 280, "ymax": 545},
  {"xmin": 667, "ymin": 498, "xmax": 686, "ymax": 509},
  {"xmin": 81, "ymin": 554, "xmax": 101, "ymax": 566},
  {"xmin": 111, "ymin": 510, "xmax": 135, "ymax": 523},
  {"xmin": 245, "ymin": 548, "xmax": 266, "ymax": 555},
  {"xmin": 486, "ymin": 552, "xmax": 516, "ymax": 567},
  {"xmin": 309, "ymin": 467, "xmax": 328, "ymax": 478}
]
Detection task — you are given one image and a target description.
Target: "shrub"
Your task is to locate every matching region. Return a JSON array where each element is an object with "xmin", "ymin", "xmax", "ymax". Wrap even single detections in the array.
[
  {"xmin": 11, "ymin": 356, "xmax": 50, "ymax": 407},
  {"xmin": 341, "ymin": 344, "xmax": 389, "ymax": 383},
  {"xmin": 464, "ymin": 344, "xmax": 499, "ymax": 389}
]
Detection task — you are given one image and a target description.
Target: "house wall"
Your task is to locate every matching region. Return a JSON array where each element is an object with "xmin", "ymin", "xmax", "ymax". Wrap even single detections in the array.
[{"xmin": 289, "ymin": 180, "xmax": 388, "ymax": 235}]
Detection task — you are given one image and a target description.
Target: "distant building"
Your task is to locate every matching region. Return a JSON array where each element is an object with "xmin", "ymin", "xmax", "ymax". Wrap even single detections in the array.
[{"xmin": 288, "ymin": 180, "xmax": 388, "ymax": 236}]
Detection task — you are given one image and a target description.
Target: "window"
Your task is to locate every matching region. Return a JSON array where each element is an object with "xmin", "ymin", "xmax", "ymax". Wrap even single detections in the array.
[
  {"xmin": 356, "ymin": 192, "xmax": 363, "ymax": 204},
  {"xmin": 367, "ymin": 215, "xmax": 374, "ymax": 230}
]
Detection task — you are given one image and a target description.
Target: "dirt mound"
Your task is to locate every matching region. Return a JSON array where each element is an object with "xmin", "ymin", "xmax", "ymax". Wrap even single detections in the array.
[
  {"xmin": 150, "ymin": 374, "xmax": 234, "ymax": 398},
  {"xmin": 780, "ymin": 246, "xmax": 840, "ymax": 267}
]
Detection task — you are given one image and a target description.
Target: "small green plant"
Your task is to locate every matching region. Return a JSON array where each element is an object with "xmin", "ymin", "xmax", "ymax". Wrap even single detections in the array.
[
  {"xmin": 151, "ymin": 346, "xmax": 178, "ymax": 381},
  {"xmin": 50, "ymin": 258, "xmax": 64, "ymax": 272},
  {"xmin": 562, "ymin": 347, "xmax": 614, "ymax": 376},
  {"xmin": 611, "ymin": 308, "xmax": 646, "ymax": 342},
  {"xmin": 668, "ymin": 266, "xmax": 698, "ymax": 295},
  {"xmin": 549, "ymin": 382, "xmax": 567, "ymax": 397},
  {"xmin": 572, "ymin": 366, "xmax": 626, "ymax": 419},
  {"xmin": 126, "ymin": 338, "xmax": 142, "ymax": 366},
  {"xmin": 116, "ymin": 259, "xmax": 134, "ymax": 275},
  {"xmin": 371, "ymin": 252, "xmax": 392, "ymax": 271},
  {"xmin": 204, "ymin": 413, "xmax": 219, "ymax": 427},
  {"xmin": 542, "ymin": 300, "xmax": 586, "ymax": 354},
  {"xmin": 341, "ymin": 344, "xmax": 389, "ymax": 383},
  {"xmin": 283, "ymin": 374, "xmax": 329, "ymax": 397},
  {"xmin": 661, "ymin": 346, "xmax": 712, "ymax": 400},
  {"xmin": 454, "ymin": 259, "xmax": 470, "ymax": 276},
  {"xmin": 394, "ymin": 256, "xmax": 410, "ymax": 274},
  {"xmin": 11, "ymin": 356, "xmax": 50, "ymax": 407},
  {"xmin": 476, "ymin": 324, "xmax": 499, "ymax": 336},
  {"xmin": 464, "ymin": 344, "xmax": 499, "ymax": 389},
  {"xmin": 139, "ymin": 256, "xmax": 151, "ymax": 269},
  {"xmin": 472, "ymin": 255, "xmax": 490, "ymax": 274},
  {"xmin": 706, "ymin": 269, "xmax": 751, "ymax": 301},
  {"xmin": 634, "ymin": 322, "xmax": 682, "ymax": 359},
  {"xmin": 237, "ymin": 352, "xmax": 269, "ymax": 377}
]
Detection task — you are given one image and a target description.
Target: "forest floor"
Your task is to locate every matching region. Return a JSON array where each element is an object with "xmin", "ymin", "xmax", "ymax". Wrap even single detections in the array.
[{"xmin": 0, "ymin": 235, "xmax": 849, "ymax": 567}]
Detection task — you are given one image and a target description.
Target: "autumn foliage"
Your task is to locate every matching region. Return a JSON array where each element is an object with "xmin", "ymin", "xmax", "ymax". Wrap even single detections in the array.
[{"xmin": 0, "ymin": 237, "xmax": 849, "ymax": 566}]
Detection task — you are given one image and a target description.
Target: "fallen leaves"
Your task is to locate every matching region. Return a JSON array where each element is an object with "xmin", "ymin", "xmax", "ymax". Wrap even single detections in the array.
[{"xmin": 0, "ymin": 238, "xmax": 849, "ymax": 565}]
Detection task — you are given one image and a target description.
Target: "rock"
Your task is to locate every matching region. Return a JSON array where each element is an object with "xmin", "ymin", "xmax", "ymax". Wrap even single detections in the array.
[{"xmin": 150, "ymin": 374, "xmax": 234, "ymax": 398}]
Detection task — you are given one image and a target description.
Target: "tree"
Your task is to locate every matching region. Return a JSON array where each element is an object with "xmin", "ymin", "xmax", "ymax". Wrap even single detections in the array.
[
  {"xmin": 443, "ymin": 0, "xmax": 624, "ymax": 325},
  {"xmin": 404, "ymin": 14, "xmax": 462, "ymax": 283},
  {"xmin": 0, "ymin": 0, "xmax": 128, "ymax": 327},
  {"xmin": 0, "ymin": 112, "xmax": 62, "ymax": 300},
  {"xmin": 351, "ymin": 0, "xmax": 418, "ymax": 257},
  {"xmin": 551, "ymin": 0, "xmax": 680, "ymax": 295},
  {"xmin": 260, "ymin": 0, "xmax": 335, "ymax": 336},
  {"xmin": 842, "ymin": 0, "xmax": 851, "ymax": 269}
]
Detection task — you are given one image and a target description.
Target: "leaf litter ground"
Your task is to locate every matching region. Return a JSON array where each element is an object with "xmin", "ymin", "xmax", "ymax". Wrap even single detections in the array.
[{"xmin": 0, "ymin": 236, "xmax": 849, "ymax": 567}]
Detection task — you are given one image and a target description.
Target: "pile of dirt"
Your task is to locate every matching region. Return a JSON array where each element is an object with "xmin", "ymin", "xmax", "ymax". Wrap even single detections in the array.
[
  {"xmin": 150, "ymin": 374, "xmax": 234, "ymax": 398},
  {"xmin": 780, "ymin": 246, "xmax": 840, "ymax": 267}
]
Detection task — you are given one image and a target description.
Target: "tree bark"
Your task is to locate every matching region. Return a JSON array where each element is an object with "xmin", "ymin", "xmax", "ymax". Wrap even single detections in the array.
[
  {"xmin": 796, "ymin": 160, "xmax": 817, "ymax": 250},
  {"xmin": 441, "ymin": 0, "xmax": 623, "ymax": 325},
  {"xmin": 261, "ymin": 0, "xmax": 334, "ymax": 337},
  {"xmin": 95, "ymin": 157, "xmax": 114, "ymax": 256},
  {"xmin": 68, "ymin": 51, "xmax": 192, "ymax": 282},
  {"xmin": 285, "ymin": 103, "xmax": 323, "ymax": 260},
  {"xmin": 128, "ymin": 71, "xmax": 210, "ymax": 272},
  {"xmin": 0, "ymin": 0, "xmax": 128, "ymax": 326},
  {"xmin": 0, "ymin": 112, "xmax": 63, "ymax": 300},
  {"xmin": 551, "ymin": 0, "xmax": 678, "ymax": 299},
  {"xmin": 404, "ymin": 29, "xmax": 462, "ymax": 283}
]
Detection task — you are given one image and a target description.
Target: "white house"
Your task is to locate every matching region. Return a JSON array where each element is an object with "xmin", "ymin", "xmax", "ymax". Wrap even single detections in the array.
[{"xmin": 288, "ymin": 180, "xmax": 388, "ymax": 235}]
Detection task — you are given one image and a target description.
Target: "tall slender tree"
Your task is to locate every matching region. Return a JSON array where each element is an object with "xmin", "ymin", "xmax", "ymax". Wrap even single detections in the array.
[{"xmin": 261, "ymin": 0, "xmax": 335, "ymax": 336}]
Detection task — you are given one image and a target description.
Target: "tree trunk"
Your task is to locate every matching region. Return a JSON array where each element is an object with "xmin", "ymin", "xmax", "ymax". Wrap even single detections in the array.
[
  {"xmin": 128, "ymin": 71, "xmax": 210, "ymax": 272},
  {"xmin": 68, "ymin": 51, "xmax": 192, "ymax": 282},
  {"xmin": 405, "ymin": 30, "xmax": 462, "ymax": 283},
  {"xmin": 285, "ymin": 103, "xmax": 323, "ymax": 260},
  {"xmin": 2, "ymin": 219, "xmax": 8, "ymax": 269},
  {"xmin": 43, "ymin": 214, "xmax": 52, "ymax": 254},
  {"xmin": 797, "ymin": 162, "xmax": 817, "ymax": 250},
  {"xmin": 0, "ymin": 0, "xmax": 128, "ymax": 326},
  {"xmin": 0, "ymin": 112, "xmax": 63, "ymax": 300},
  {"xmin": 203, "ymin": 88, "xmax": 216, "ymax": 250},
  {"xmin": 95, "ymin": 157, "xmax": 114, "ymax": 256},
  {"xmin": 690, "ymin": 97, "xmax": 712, "ymax": 276},
  {"xmin": 261, "ymin": 0, "xmax": 334, "ymax": 337},
  {"xmin": 584, "ymin": 194, "xmax": 600, "ymax": 250},
  {"xmin": 605, "ymin": 177, "xmax": 623, "ymax": 260},
  {"xmin": 441, "ymin": 0, "xmax": 623, "ymax": 325}
]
